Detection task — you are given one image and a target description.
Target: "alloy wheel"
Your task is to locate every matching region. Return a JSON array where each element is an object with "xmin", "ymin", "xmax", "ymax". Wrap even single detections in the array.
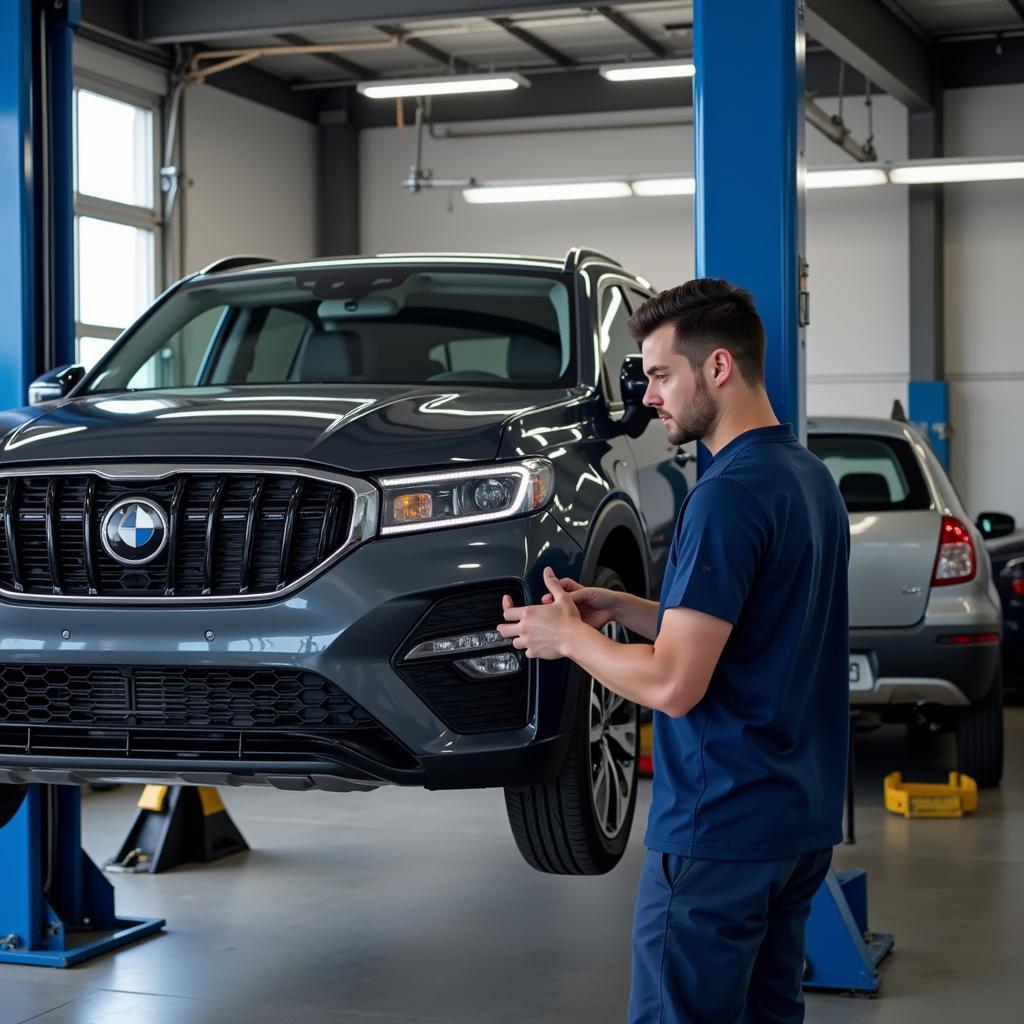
[{"xmin": 589, "ymin": 620, "xmax": 638, "ymax": 840}]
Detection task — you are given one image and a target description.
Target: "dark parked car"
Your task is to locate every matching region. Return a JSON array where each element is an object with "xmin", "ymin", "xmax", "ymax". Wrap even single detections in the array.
[
  {"xmin": 0, "ymin": 249, "xmax": 694, "ymax": 874},
  {"xmin": 982, "ymin": 517, "xmax": 1024, "ymax": 689}
]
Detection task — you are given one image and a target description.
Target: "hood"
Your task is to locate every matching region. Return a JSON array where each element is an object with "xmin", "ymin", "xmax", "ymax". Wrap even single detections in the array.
[{"xmin": 0, "ymin": 385, "xmax": 574, "ymax": 473}]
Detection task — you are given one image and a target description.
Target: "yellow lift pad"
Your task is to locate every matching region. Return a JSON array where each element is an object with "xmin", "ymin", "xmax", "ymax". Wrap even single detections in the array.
[{"xmin": 884, "ymin": 771, "xmax": 978, "ymax": 818}]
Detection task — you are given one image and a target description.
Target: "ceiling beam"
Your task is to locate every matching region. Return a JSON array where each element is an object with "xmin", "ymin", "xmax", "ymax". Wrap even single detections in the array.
[
  {"xmin": 275, "ymin": 32, "xmax": 374, "ymax": 80},
  {"xmin": 489, "ymin": 17, "xmax": 575, "ymax": 66},
  {"xmin": 375, "ymin": 23, "xmax": 473, "ymax": 73},
  {"xmin": 805, "ymin": 0, "xmax": 934, "ymax": 110},
  {"xmin": 940, "ymin": 33, "xmax": 1024, "ymax": 89},
  {"xmin": 590, "ymin": 6, "xmax": 668, "ymax": 59},
  {"xmin": 139, "ymin": 0, "xmax": 655, "ymax": 44}
]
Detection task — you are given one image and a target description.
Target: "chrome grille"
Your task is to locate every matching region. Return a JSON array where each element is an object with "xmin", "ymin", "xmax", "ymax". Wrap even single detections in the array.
[{"xmin": 0, "ymin": 468, "xmax": 365, "ymax": 600}]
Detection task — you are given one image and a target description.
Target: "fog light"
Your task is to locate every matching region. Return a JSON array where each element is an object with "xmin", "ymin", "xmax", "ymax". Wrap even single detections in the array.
[
  {"xmin": 406, "ymin": 630, "xmax": 508, "ymax": 660},
  {"xmin": 455, "ymin": 653, "xmax": 522, "ymax": 678}
]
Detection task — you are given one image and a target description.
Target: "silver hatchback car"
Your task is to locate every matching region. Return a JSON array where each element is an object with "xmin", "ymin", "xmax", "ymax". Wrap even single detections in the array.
[{"xmin": 807, "ymin": 415, "xmax": 1004, "ymax": 786}]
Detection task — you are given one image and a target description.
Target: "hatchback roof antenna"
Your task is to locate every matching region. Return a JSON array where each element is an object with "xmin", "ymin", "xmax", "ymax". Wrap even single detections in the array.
[{"xmin": 891, "ymin": 399, "xmax": 908, "ymax": 422}]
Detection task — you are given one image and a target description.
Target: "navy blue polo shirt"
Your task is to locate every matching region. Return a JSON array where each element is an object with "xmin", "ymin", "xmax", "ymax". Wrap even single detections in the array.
[{"xmin": 645, "ymin": 424, "xmax": 850, "ymax": 861}]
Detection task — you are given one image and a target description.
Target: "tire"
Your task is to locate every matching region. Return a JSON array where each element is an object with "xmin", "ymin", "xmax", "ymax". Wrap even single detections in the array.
[
  {"xmin": 0, "ymin": 783, "xmax": 28, "ymax": 829},
  {"xmin": 505, "ymin": 566, "xmax": 640, "ymax": 875},
  {"xmin": 955, "ymin": 668, "xmax": 1004, "ymax": 788}
]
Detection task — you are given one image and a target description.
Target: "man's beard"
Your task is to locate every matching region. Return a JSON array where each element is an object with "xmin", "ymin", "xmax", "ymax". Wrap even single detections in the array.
[{"xmin": 663, "ymin": 371, "xmax": 718, "ymax": 446}]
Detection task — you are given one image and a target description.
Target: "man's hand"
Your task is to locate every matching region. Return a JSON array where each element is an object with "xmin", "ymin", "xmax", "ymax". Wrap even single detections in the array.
[
  {"xmin": 498, "ymin": 566, "xmax": 585, "ymax": 659},
  {"xmin": 539, "ymin": 576, "xmax": 619, "ymax": 631}
]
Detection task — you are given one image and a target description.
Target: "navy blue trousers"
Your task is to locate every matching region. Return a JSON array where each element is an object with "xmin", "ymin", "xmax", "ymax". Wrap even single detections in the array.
[{"xmin": 628, "ymin": 847, "xmax": 832, "ymax": 1024}]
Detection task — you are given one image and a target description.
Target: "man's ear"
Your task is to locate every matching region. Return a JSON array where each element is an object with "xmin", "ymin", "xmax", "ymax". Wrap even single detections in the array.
[{"xmin": 709, "ymin": 348, "xmax": 734, "ymax": 387}]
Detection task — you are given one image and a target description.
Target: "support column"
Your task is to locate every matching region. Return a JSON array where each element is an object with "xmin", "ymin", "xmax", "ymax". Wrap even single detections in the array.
[
  {"xmin": 318, "ymin": 112, "xmax": 361, "ymax": 257},
  {"xmin": 907, "ymin": 104, "xmax": 950, "ymax": 468},
  {"xmin": 693, "ymin": 0, "xmax": 806, "ymax": 438},
  {"xmin": 0, "ymin": 0, "xmax": 38, "ymax": 410},
  {"xmin": 908, "ymin": 108, "xmax": 944, "ymax": 382}
]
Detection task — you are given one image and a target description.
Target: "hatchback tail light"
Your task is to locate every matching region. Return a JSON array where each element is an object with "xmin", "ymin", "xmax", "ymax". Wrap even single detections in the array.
[
  {"xmin": 932, "ymin": 516, "xmax": 976, "ymax": 586},
  {"xmin": 1009, "ymin": 575, "xmax": 1024, "ymax": 598}
]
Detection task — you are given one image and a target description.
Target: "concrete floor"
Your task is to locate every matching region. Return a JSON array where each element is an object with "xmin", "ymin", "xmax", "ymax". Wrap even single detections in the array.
[{"xmin": 2, "ymin": 709, "xmax": 1022, "ymax": 1023}]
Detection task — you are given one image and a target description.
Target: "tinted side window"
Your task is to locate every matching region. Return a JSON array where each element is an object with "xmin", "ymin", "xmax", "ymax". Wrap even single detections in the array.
[
  {"xmin": 599, "ymin": 285, "xmax": 638, "ymax": 407},
  {"xmin": 808, "ymin": 434, "xmax": 932, "ymax": 512}
]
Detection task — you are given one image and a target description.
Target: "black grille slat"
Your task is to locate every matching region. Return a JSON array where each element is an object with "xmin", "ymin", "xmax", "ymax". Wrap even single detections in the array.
[
  {"xmin": 0, "ymin": 471, "xmax": 353, "ymax": 599},
  {"xmin": 203, "ymin": 476, "xmax": 227, "ymax": 595},
  {"xmin": 3, "ymin": 478, "xmax": 23, "ymax": 592},
  {"xmin": 278, "ymin": 479, "xmax": 304, "ymax": 588},
  {"xmin": 164, "ymin": 477, "xmax": 186, "ymax": 596},
  {"xmin": 239, "ymin": 477, "xmax": 264, "ymax": 593},
  {"xmin": 45, "ymin": 479, "xmax": 62, "ymax": 594},
  {"xmin": 82, "ymin": 477, "xmax": 98, "ymax": 594}
]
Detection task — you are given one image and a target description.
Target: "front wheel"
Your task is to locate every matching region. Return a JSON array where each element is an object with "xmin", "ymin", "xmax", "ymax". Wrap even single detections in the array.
[
  {"xmin": 0, "ymin": 783, "xmax": 28, "ymax": 829},
  {"xmin": 955, "ymin": 668, "xmax": 1004, "ymax": 788},
  {"xmin": 505, "ymin": 566, "xmax": 640, "ymax": 875}
]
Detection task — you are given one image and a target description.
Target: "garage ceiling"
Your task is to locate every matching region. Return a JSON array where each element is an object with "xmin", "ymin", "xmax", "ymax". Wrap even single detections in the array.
[{"xmin": 82, "ymin": 0, "xmax": 1024, "ymax": 124}]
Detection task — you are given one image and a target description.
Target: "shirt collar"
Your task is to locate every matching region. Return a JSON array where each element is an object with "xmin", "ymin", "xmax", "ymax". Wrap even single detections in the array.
[{"xmin": 708, "ymin": 423, "xmax": 796, "ymax": 464}]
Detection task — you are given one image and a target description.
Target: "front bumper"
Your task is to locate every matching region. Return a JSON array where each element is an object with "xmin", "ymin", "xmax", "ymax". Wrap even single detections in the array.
[{"xmin": 0, "ymin": 509, "xmax": 583, "ymax": 791}]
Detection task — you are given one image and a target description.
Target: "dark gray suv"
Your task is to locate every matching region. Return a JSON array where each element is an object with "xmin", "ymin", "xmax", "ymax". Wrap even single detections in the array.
[{"xmin": 0, "ymin": 249, "xmax": 693, "ymax": 874}]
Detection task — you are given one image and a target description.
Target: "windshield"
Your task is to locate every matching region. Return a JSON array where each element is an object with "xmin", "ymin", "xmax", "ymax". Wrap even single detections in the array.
[{"xmin": 84, "ymin": 266, "xmax": 575, "ymax": 394}]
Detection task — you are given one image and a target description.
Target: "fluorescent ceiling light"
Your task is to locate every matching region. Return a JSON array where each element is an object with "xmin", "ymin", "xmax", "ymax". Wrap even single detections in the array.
[
  {"xmin": 806, "ymin": 167, "xmax": 888, "ymax": 190},
  {"xmin": 463, "ymin": 181, "xmax": 632, "ymax": 204},
  {"xmin": 358, "ymin": 73, "xmax": 527, "ymax": 99},
  {"xmin": 632, "ymin": 177, "xmax": 695, "ymax": 197},
  {"xmin": 600, "ymin": 60, "xmax": 696, "ymax": 82},
  {"xmin": 888, "ymin": 159, "xmax": 1024, "ymax": 184}
]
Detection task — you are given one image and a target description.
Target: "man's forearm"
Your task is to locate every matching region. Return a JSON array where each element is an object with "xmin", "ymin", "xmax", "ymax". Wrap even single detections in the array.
[
  {"xmin": 561, "ymin": 619, "xmax": 676, "ymax": 713},
  {"xmin": 611, "ymin": 591, "xmax": 660, "ymax": 642}
]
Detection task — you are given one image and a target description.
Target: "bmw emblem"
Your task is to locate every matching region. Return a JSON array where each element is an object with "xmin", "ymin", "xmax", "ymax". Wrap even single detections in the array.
[{"xmin": 101, "ymin": 497, "xmax": 170, "ymax": 566}]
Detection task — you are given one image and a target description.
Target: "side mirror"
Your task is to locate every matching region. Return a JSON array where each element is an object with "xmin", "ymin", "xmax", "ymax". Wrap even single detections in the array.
[
  {"xmin": 28, "ymin": 364, "xmax": 86, "ymax": 406},
  {"xmin": 619, "ymin": 354, "xmax": 655, "ymax": 438},
  {"xmin": 976, "ymin": 512, "xmax": 1017, "ymax": 540}
]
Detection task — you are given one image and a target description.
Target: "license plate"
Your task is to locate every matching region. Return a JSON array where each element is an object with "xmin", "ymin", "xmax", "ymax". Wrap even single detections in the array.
[{"xmin": 849, "ymin": 654, "xmax": 874, "ymax": 693}]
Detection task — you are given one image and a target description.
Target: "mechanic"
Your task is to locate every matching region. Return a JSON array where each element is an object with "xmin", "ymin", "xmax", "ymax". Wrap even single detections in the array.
[{"xmin": 497, "ymin": 278, "xmax": 850, "ymax": 1024}]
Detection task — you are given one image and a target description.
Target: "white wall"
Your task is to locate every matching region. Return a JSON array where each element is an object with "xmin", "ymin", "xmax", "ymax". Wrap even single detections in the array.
[
  {"xmin": 181, "ymin": 84, "xmax": 317, "ymax": 273},
  {"xmin": 360, "ymin": 98, "xmax": 911, "ymax": 422},
  {"xmin": 943, "ymin": 84, "xmax": 1024, "ymax": 521}
]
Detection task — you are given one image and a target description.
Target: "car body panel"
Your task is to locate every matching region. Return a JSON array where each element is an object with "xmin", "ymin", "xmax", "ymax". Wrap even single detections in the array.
[
  {"xmin": 986, "ymin": 530, "xmax": 1024, "ymax": 682},
  {"xmin": 847, "ymin": 510, "xmax": 939, "ymax": 628},
  {"xmin": 0, "ymin": 252, "xmax": 691, "ymax": 796},
  {"xmin": 809, "ymin": 415, "xmax": 1002, "ymax": 710}
]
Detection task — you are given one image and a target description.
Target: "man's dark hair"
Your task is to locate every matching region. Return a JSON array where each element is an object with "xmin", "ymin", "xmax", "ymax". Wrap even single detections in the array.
[{"xmin": 627, "ymin": 278, "xmax": 766, "ymax": 386}]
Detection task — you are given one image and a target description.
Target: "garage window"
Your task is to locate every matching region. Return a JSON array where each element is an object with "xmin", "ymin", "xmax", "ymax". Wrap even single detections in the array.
[{"xmin": 74, "ymin": 84, "xmax": 160, "ymax": 369}]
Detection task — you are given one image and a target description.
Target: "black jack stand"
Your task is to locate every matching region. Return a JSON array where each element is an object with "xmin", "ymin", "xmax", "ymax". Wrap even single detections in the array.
[{"xmin": 105, "ymin": 785, "xmax": 249, "ymax": 874}]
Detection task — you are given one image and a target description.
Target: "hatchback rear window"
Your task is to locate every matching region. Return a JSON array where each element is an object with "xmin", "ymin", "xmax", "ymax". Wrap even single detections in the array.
[{"xmin": 808, "ymin": 434, "xmax": 932, "ymax": 512}]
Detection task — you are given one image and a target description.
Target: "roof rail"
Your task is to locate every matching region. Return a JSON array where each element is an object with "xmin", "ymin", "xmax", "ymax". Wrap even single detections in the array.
[
  {"xmin": 200, "ymin": 255, "xmax": 276, "ymax": 275},
  {"xmin": 562, "ymin": 247, "xmax": 623, "ymax": 273}
]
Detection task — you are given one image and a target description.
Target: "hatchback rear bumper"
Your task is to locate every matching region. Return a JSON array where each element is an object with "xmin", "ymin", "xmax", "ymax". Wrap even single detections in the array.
[{"xmin": 850, "ymin": 621, "xmax": 1001, "ymax": 706}]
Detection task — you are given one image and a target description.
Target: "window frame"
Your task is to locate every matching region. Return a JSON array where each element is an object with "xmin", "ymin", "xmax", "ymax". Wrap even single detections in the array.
[
  {"xmin": 72, "ymin": 73, "xmax": 163, "ymax": 363},
  {"xmin": 595, "ymin": 276, "xmax": 643, "ymax": 417}
]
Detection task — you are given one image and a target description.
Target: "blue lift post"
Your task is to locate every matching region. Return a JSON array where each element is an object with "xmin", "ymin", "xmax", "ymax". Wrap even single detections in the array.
[
  {"xmin": 0, "ymin": 788, "xmax": 164, "ymax": 968},
  {"xmin": 0, "ymin": 0, "xmax": 164, "ymax": 966},
  {"xmin": 693, "ymin": 0, "xmax": 893, "ymax": 995}
]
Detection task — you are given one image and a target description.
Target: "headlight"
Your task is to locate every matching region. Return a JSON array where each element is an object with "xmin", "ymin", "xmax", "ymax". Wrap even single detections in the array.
[{"xmin": 379, "ymin": 459, "xmax": 553, "ymax": 535}]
